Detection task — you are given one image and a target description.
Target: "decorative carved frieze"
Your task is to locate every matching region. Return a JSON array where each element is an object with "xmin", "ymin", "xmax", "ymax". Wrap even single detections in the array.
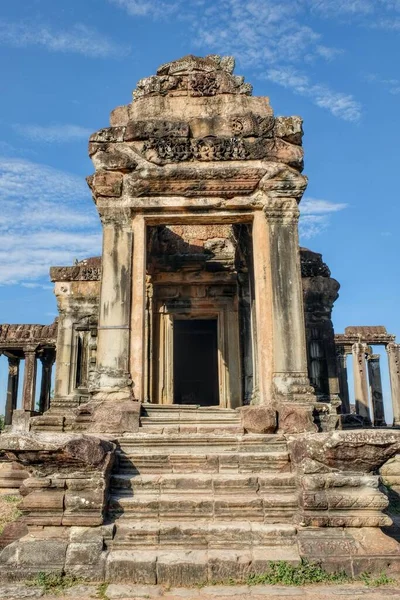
[
  {"xmin": 139, "ymin": 135, "xmax": 303, "ymax": 168},
  {"xmin": 123, "ymin": 165, "xmax": 266, "ymax": 198}
]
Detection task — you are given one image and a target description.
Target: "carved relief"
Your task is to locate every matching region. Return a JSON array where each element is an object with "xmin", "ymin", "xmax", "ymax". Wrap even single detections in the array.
[{"xmin": 189, "ymin": 73, "xmax": 218, "ymax": 96}]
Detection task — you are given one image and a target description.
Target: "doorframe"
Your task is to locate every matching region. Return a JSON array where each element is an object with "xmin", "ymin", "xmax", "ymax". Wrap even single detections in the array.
[
  {"xmin": 172, "ymin": 316, "xmax": 219, "ymax": 406},
  {"xmin": 154, "ymin": 300, "xmax": 241, "ymax": 408}
]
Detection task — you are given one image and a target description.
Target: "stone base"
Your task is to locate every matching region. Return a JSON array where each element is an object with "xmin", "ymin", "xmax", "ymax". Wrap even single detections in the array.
[{"xmin": 3, "ymin": 526, "xmax": 400, "ymax": 584}]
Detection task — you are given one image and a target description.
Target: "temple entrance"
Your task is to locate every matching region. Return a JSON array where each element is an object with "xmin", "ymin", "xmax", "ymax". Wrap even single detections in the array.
[{"xmin": 173, "ymin": 319, "xmax": 219, "ymax": 406}]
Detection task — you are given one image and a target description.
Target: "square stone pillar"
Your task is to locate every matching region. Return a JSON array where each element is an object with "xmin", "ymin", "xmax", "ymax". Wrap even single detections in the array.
[
  {"xmin": 38, "ymin": 351, "xmax": 56, "ymax": 413},
  {"xmin": 336, "ymin": 347, "xmax": 350, "ymax": 413},
  {"xmin": 352, "ymin": 342, "xmax": 371, "ymax": 423},
  {"xmin": 387, "ymin": 342, "xmax": 400, "ymax": 425},
  {"xmin": 251, "ymin": 210, "xmax": 274, "ymax": 404},
  {"xmin": 263, "ymin": 199, "xmax": 315, "ymax": 405},
  {"xmin": 129, "ymin": 214, "xmax": 147, "ymax": 402},
  {"xmin": 367, "ymin": 353, "xmax": 386, "ymax": 427},
  {"xmin": 5, "ymin": 356, "xmax": 20, "ymax": 426},
  {"xmin": 22, "ymin": 347, "xmax": 37, "ymax": 412},
  {"xmin": 93, "ymin": 210, "xmax": 133, "ymax": 397}
]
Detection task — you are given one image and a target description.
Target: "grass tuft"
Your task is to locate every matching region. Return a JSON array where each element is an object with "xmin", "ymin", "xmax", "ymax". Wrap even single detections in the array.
[
  {"xmin": 0, "ymin": 494, "xmax": 22, "ymax": 535},
  {"xmin": 27, "ymin": 571, "xmax": 82, "ymax": 594},
  {"xmin": 245, "ymin": 559, "xmax": 349, "ymax": 586},
  {"xmin": 97, "ymin": 582, "xmax": 110, "ymax": 599},
  {"xmin": 360, "ymin": 571, "xmax": 395, "ymax": 587}
]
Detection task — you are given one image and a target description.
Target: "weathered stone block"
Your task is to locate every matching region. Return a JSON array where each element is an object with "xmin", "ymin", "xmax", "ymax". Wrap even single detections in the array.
[
  {"xmin": 19, "ymin": 539, "xmax": 68, "ymax": 566},
  {"xmin": 110, "ymin": 105, "xmax": 130, "ymax": 127},
  {"xmin": 90, "ymin": 127, "xmax": 125, "ymax": 143},
  {"xmin": 0, "ymin": 521, "xmax": 29, "ymax": 551},
  {"xmin": 106, "ymin": 550, "xmax": 157, "ymax": 584},
  {"xmin": 69, "ymin": 526, "xmax": 104, "ymax": 543},
  {"xmin": 91, "ymin": 146, "xmax": 137, "ymax": 172},
  {"xmin": 92, "ymin": 171, "xmax": 123, "ymax": 197},
  {"xmin": 289, "ymin": 430, "xmax": 400, "ymax": 474},
  {"xmin": 157, "ymin": 550, "xmax": 208, "ymax": 586},
  {"xmin": 279, "ymin": 404, "xmax": 318, "ymax": 434},
  {"xmin": 239, "ymin": 405, "xmax": 276, "ymax": 434},
  {"xmin": 274, "ymin": 116, "xmax": 303, "ymax": 144},
  {"xmin": 65, "ymin": 540, "xmax": 103, "ymax": 566}
]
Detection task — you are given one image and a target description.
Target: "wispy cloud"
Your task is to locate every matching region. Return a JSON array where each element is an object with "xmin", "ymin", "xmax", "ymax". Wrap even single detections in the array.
[
  {"xmin": 108, "ymin": 0, "xmax": 178, "ymax": 18},
  {"xmin": 110, "ymin": 0, "xmax": 398, "ymax": 121},
  {"xmin": 0, "ymin": 158, "xmax": 101, "ymax": 285},
  {"xmin": 13, "ymin": 124, "xmax": 93, "ymax": 143},
  {"xmin": 0, "ymin": 21, "xmax": 129, "ymax": 58},
  {"xmin": 266, "ymin": 67, "xmax": 362, "ymax": 122},
  {"xmin": 299, "ymin": 197, "xmax": 348, "ymax": 238},
  {"xmin": 365, "ymin": 73, "xmax": 400, "ymax": 95}
]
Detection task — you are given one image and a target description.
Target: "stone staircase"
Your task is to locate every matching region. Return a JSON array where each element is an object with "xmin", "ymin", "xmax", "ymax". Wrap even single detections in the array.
[{"xmin": 104, "ymin": 404, "xmax": 300, "ymax": 586}]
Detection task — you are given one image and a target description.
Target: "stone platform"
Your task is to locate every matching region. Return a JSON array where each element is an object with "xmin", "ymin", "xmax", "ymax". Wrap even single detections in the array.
[{"xmin": 1, "ymin": 406, "xmax": 400, "ymax": 584}]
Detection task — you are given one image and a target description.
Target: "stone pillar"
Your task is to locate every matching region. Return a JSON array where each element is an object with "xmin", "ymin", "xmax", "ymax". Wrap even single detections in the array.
[
  {"xmin": 336, "ymin": 347, "xmax": 350, "ymax": 413},
  {"xmin": 94, "ymin": 211, "xmax": 133, "ymax": 395},
  {"xmin": 352, "ymin": 342, "xmax": 371, "ymax": 422},
  {"xmin": 387, "ymin": 342, "xmax": 400, "ymax": 425},
  {"xmin": 367, "ymin": 354, "xmax": 386, "ymax": 427},
  {"xmin": 251, "ymin": 210, "xmax": 274, "ymax": 404},
  {"xmin": 264, "ymin": 199, "xmax": 315, "ymax": 403},
  {"xmin": 130, "ymin": 214, "xmax": 147, "ymax": 402},
  {"xmin": 38, "ymin": 351, "xmax": 55, "ymax": 413},
  {"xmin": 5, "ymin": 356, "xmax": 20, "ymax": 426},
  {"xmin": 22, "ymin": 347, "xmax": 37, "ymax": 412}
]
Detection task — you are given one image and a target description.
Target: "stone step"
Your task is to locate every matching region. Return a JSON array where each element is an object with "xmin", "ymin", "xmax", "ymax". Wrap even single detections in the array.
[
  {"xmin": 111, "ymin": 521, "xmax": 297, "ymax": 550},
  {"xmin": 141, "ymin": 404, "xmax": 240, "ymax": 417},
  {"xmin": 110, "ymin": 473, "xmax": 296, "ymax": 496},
  {"xmin": 115, "ymin": 451, "xmax": 291, "ymax": 474},
  {"xmin": 139, "ymin": 422, "xmax": 244, "ymax": 435},
  {"xmin": 105, "ymin": 547, "xmax": 300, "ymax": 585},
  {"xmin": 107, "ymin": 493, "xmax": 297, "ymax": 522},
  {"xmin": 117, "ymin": 433, "xmax": 287, "ymax": 454}
]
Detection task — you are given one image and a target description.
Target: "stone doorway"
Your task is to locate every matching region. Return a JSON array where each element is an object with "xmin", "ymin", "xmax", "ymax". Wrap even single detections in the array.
[{"xmin": 173, "ymin": 319, "xmax": 219, "ymax": 406}]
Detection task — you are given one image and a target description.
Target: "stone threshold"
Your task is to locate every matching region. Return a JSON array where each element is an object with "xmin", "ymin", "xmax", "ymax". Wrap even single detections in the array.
[{"xmin": 1, "ymin": 582, "xmax": 400, "ymax": 600}]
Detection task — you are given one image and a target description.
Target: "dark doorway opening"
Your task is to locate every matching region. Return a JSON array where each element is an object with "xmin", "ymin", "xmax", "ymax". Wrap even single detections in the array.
[{"xmin": 173, "ymin": 319, "xmax": 219, "ymax": 406}]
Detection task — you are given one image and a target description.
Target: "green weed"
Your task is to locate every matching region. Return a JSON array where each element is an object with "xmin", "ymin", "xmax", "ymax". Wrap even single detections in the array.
[
  {"xmin": 27, "ymin": 571, "xmax": 82, "ymax": 594},
  {"xmin": 245, "ymin": 559, "xmax": 349, "ymax": 586},
  {"xmin": 97, "ymin": 582, "xmax": 110, "ymax": 599},
  {"xmin": 0, "ymin": 494, "xmax": 21, "ymax": 535},
  {"xmin": 360, "ymin": 571, "xmax": 395, "ymax": 587}
]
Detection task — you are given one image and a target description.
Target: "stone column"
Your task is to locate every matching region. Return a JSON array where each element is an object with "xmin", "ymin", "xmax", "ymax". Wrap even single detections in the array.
[
  {"xmin": 22, "ymin": 347, "xmax": 37, "ymax": 412},
  {"xmin": 352, "ymin": 342, "xmax": 371, "ymax": 422},
  {"xmin": 367, "ymin": 353, "xmax": 386, "ymax": 426},
  {"xmin": 264, "ymin": 199, "xmax": 315, "ymax": 404},
  {"xmin": 38, "ymin": 351, "xmax": 55, "ymax": 413},
  {"xmin": 336, "ymin": 347, "xmax": 350, "ymax": 413},
  {"xmin": 129, "ymin": 214, "xmax": 147, "ymax": 402},
  {"xmin": 94, "ymin": 211, "xmax": 133, "ymax": 395},
  {"xmin": 5, "ymin": 356, "xmax": 20, "ymax": 426},
  {"xmin": 387, "ymin": 342, "xmax": 400, "ymax": 425},
  {"xmin": 251, "ymin": 209, "xmax": 274, "ymax": 403}
]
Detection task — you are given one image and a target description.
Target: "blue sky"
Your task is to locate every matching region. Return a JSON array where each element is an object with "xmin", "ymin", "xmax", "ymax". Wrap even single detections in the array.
[{"xmin": 0, "ymin": 0, "xmax": 399, "ymax": 411}]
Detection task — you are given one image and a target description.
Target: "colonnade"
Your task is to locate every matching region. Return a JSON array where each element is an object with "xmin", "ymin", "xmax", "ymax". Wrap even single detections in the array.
[
  {"xmin": 1, "ymin": 348, "xmax": 55, "ymax": 426},
  {"xmin": 336, "ymin": 342, "xmax": 400, "ymax": 426}
]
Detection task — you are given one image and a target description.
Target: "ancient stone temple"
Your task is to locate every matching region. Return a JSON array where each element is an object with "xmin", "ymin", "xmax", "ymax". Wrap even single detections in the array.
[{"xmin": 1, "ymin": 55, "xmax": 400, "ymax": 583}]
